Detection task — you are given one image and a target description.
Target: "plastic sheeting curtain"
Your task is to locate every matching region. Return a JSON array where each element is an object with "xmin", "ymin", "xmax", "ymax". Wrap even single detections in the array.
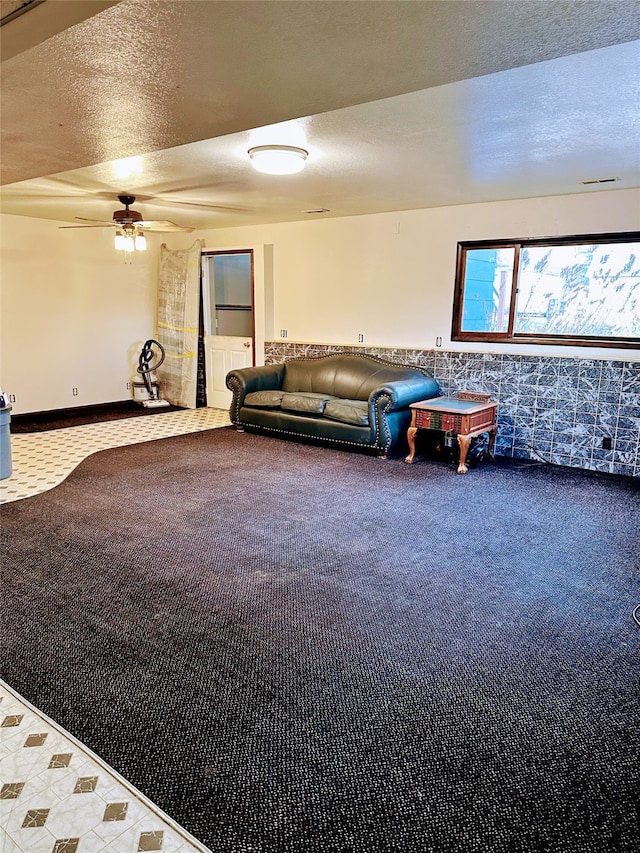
[{"xmin": 156, "ymin": 240, "xmax": 203, "ymax": 408}]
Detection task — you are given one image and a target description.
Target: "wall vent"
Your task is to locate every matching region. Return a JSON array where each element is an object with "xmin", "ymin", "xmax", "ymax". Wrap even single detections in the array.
[
  {"xmin": 1, "ymin": 0, "xmax": 45, "ymax": 26},
  {"xmin": 302, "ymin": 208, "xmax": 330, "ymax": 214},
  {"xmin": 580, "ymin": 177, "xmax": 620, "ymax": 186}
]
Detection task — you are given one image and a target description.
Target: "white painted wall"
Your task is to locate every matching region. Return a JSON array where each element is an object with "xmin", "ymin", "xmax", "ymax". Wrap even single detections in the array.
[
  {"xmin": 1, "ymin": 188, "xmax": 638, "ymax": 413},
  {"xmin": 199, "ymin": 187, "xmax": 640, "ymax": 360},
  {"xmin": 0, "ymin": 214, "xmax": 161, "ymax": 413}
]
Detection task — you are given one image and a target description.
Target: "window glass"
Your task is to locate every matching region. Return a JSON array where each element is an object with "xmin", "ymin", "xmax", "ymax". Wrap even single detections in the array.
[
  {"xmin": 453, "ymin": 234, "xmax": 640, "ymax": 347},
  {"xmin": 515, "ymin": 243, "xmax": 640, "ymax": 338},
  {"xmin": 460, "ymin": 247, "xmax": 514, "ymax": 333}
]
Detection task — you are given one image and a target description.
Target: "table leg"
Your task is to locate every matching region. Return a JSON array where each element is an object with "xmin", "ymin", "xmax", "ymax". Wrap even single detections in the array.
[
  {"xmin": 456, "ymin": 433, "xmax": 471, "ymax": 474},
  {"xmin": 487, "ymin": 426, "xmax": 497, "ymax": 459},
  {"xmin": 405, "ymin": 426, "xmax": 418, "ymax": 463}
]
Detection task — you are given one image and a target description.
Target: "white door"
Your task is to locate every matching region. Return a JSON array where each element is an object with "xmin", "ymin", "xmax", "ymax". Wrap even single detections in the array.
[
  {"xmin": 202, "ymin": 251, "xmax": 255, "ymax": 410},
  {"xmin": 205, "ymin": 334, "xmax": 253, "ymax": 409}
]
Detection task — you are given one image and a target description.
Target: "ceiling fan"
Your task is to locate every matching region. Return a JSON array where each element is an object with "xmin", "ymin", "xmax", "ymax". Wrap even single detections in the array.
[{"xmin": 59, "ymin": 194, "xmax": 195, "ymax": 234}]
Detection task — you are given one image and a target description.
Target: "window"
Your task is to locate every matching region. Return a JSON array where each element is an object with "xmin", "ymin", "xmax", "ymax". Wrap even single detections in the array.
[{"xmin": 452, "ymin": 233, "xmax": 640, "ymax": 348}]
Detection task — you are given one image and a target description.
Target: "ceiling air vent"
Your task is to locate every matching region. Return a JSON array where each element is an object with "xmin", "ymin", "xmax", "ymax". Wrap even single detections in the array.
[
  {"xmin": 0, "ymin": 0, "xmax": 45, "ymax": 26},
  {"xmin": 302, "ymin": 208, "xmax": 330, "ymax": 214},
  {"xmin": 580, "ymin": 177, "xmax": 620, "ymax": 185}
]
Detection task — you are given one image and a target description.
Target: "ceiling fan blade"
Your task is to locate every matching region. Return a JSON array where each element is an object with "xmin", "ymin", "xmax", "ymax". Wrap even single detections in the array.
[
  {"xmin": 136, "ymin": 185, "xmax": 253, "ymax": 213},
  {"xmin": 146, "ymin": 196, "xmax": 252, "ymax": 214},
  {"xmin": 58, "ymin": 224, "xmax": 115, "ymax": 229},
  {"xmin": 138, "ymin": 220, "xmax": 194, "ymax": 232},
  {"xmin": 74, "ymin": 216, "xmax": 116, "ymax": 224}
]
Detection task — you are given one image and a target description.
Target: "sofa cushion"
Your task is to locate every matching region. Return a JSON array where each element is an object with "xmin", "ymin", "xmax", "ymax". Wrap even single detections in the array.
[
  {"xmin": 244, "ymin": 390, "xmax": 284, "ymax": 408},
  {"xmin": 324, "ymin": 399, "xmax": 370, "ymax": 427},
  {"xmin": 281, "ymin": 392, "xmax": 332, "ymax": 415}
]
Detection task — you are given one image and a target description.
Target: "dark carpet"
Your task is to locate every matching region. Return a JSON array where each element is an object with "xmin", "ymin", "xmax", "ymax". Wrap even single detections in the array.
[
  {"xmin": 10, "ymin": 400, "xmax": 185, "ymax": 432},
  {"xmin": 1, "ymin": 428, "xmax": 639, "ymax": 852}
]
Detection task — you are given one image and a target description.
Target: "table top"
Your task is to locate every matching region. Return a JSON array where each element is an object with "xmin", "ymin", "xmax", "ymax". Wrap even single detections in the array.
[{"xmin": 410, "ymin": 396, "xmax": 497, "ymax": 414}]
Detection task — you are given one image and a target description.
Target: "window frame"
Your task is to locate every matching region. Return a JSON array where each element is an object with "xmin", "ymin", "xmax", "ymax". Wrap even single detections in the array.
[{"xmin": 451, "ymin": 231, "xmax": 640, "ymax": 349}]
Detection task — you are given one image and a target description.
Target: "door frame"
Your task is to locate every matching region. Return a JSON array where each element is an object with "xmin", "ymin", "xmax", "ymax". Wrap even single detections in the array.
[
  {"xmin": 201, "ymin": 248, "xmax": 255, "ymax": 361},
  {"xmin": 201, "ymin": 243, "xmax": 273, "ymax": 368}
]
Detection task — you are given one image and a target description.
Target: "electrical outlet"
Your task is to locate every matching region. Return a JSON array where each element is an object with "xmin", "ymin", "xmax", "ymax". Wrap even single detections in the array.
[
  {"xmin": 9, "ymin": 394, "xmax": 16, "ymax": 403},
  {"xmin": 280, "ymin": 329, "xmax": 288, "ymax": 338},
  {"xmin": 126, "ymin": 381, "xmax": 131, "ymax": 390},
  {"xmin": 436, "ymin": 336, "xmax": 443, "ymax": 347},
  {"xmin": 602, "ymin": 436, "xmax": 612, "ymax": 450},
  {"xmin": 358, "ymin": 333, "xmax": 365, "ymax": 343},
  {"xmin": 72, "ymin": 387, "xmax": 78, "ymax": 396}
]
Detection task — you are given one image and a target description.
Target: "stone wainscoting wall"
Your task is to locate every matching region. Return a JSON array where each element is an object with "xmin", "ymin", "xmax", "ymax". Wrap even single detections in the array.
[{"xmin": 264, "ymin": 341, "xmax": 640, "ymax": 478}]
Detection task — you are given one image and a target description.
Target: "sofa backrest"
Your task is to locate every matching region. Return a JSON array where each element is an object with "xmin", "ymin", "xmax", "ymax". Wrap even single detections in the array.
[{"xmin": 281, "ymin": 354, "xmax": 435, "ymax": 401}]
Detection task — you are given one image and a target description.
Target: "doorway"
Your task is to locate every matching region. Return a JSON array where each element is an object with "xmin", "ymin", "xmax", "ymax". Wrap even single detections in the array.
[{"xmin": 202, "ymin": 250, "xmax": 255, "ymax": 409}]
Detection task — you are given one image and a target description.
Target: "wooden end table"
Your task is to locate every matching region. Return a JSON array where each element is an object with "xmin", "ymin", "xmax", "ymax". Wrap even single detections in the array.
[{"xmin": 404, "ymin": 394, "xmax": 498, "ymax": 474}]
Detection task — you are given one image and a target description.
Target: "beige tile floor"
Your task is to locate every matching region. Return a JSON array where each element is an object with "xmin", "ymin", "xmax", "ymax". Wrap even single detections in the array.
[{"xmin": 0, "ymin": 408, "xmax": 231, "ymax": 852}]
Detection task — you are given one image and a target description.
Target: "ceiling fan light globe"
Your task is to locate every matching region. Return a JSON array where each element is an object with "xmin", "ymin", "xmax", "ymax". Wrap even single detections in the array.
[
  {"xmin": 248, "ymin": 145, "xmax": 308, "ymax": 175},
  {"xmin": 114, "ymin": 232, "xmax": 126, "ymax": 250},
  {"xmin": 134, "ymin": 234, "xmax": 147, "ymax": 251},
  {"xmin": 123, "ymin": 235, "xmax": 135, "ymax": 252}
]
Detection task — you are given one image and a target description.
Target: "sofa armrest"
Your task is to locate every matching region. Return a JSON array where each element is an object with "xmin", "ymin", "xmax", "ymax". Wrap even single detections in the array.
[
  {"xmin": 367, "ymin": 376, "xmax": 440, "ymax": 454},
  {"xmin": 226, "ymin": 364, "xmax": 285, "ymax": 422},
  {"xmin": 369, "ymin": 376, "xmax": 440, "ymax": 412}
]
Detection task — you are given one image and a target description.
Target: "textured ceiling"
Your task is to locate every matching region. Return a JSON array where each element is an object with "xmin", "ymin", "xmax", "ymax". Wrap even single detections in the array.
[{"xmin": 1, "ymin": 0, "xmax": 639, "ymax": 230}]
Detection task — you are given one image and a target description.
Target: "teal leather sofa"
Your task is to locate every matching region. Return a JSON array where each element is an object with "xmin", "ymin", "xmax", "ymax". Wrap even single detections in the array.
[{"xmin": 226, "ymin": 353, "xmax": 441, "ymax": 457}]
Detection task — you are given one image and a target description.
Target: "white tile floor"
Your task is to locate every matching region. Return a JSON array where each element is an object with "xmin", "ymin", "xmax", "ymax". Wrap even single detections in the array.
[
  {"xmin": 0, "ymin": 683, "xmax": 212, "ymax": 853},
  {"xmin": 1, "ymin": 408, "xmax": 232, "ymax": 852},
  {"xmin": 0, "ymin": 408, "xmax": 231, "ymax": 504}
]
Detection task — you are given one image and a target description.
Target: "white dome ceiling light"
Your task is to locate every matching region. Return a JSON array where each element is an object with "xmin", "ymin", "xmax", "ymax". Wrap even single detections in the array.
[{"xmin": 248, "ymin": 145, "xmax": 308, "ymax": 175}]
